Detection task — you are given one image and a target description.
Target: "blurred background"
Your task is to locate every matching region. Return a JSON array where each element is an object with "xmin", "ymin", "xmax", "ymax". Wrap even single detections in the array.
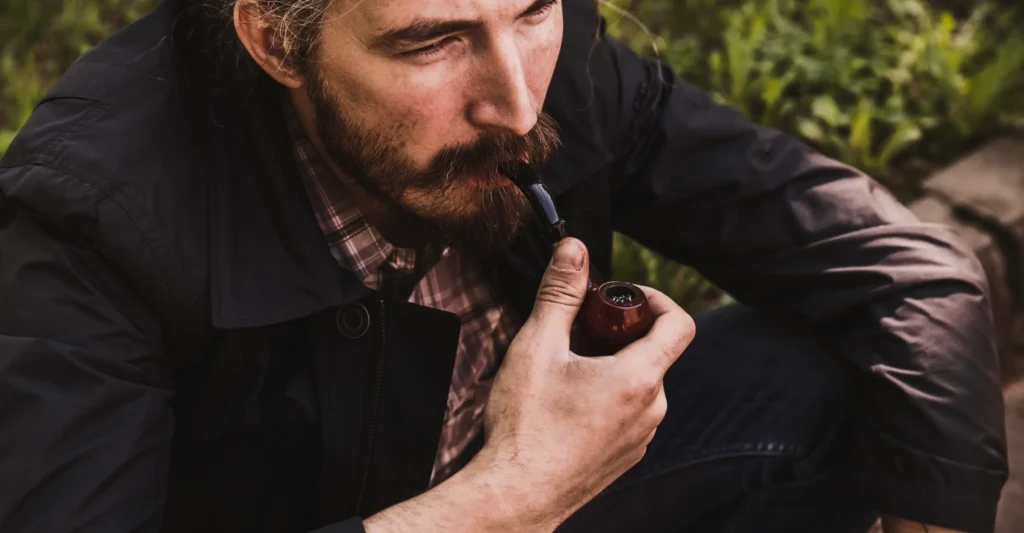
[
  {"xmin": 602, "ymin": 0, "xmax": 1024, "ymax": 314},
  {"xmin": 1, "ymin": 0, "xmax": 1024, "ymax": 530}
]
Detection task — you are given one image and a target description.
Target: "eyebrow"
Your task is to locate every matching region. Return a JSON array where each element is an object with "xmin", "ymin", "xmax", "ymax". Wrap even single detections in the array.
[{"xmin": 369, "ymin": 0, "xmax": 555, "ymax": 51}]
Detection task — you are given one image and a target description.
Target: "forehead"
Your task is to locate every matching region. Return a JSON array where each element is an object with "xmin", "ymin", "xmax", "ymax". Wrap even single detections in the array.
[{"xmin": 339, "ymin": 0, "xmax": 531, "ymax": 30}]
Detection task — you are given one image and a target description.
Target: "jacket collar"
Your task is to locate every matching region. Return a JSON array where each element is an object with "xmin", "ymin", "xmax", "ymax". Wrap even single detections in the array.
[{"xmin": 195, "ymin": 46, "xmax": 369, "ymax": 329}]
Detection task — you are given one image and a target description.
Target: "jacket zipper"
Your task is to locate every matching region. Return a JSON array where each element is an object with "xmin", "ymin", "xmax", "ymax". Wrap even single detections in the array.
[{"xmin": 355, "ymin": 298, "xmax": 387, "ymax": 515}]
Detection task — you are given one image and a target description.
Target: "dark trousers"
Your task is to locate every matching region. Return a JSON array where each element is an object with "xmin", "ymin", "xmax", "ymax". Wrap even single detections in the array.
[{"xmin": 556, "ymin": 304, "xmax": 880, "ymax": 533}]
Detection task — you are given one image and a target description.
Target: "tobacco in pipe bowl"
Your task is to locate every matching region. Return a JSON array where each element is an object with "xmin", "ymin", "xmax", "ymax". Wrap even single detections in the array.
[{"xmin": 571, "ymin": 280, "xmax": 655, "ymax": 357}]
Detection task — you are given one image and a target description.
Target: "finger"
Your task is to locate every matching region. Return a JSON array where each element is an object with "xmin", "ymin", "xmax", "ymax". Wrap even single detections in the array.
[
  {"xmin": 643, "ymin": 427, "xmax": 658, "ymax": 447},
  {"xmin": 616, "ymin": 304, "xmax": 696, "ymax": 374},
  {"xmin": 650, "ymin": 386, "xmax": 668, "ymax": 424},
  {"xmin": 523, "ymin": 237, "xmax": 591, "ymax": 336},
  {"xmin": 642, "ymin": 386, "xmax": 664, "ymax": 444},
  {"xmin": 634, "ymin": 284, "xmax": 686, "ymax": 318}
]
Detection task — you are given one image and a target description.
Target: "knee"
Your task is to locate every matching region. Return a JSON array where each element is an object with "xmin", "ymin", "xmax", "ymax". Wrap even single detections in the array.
[
  {"xmin": 675, "ymin": 304, "xmax": 854, "ymax": 454},
  {"xmin": 692, "ymin": 303, "xmax": 853, "ymax": 394}
]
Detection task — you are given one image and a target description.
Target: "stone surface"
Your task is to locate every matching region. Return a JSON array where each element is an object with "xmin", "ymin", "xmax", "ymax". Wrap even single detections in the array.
[
  {"xmin": 923, "ymin": 136, "xmax": 1024, "ymax": 242},
  {"xmin": 997, "ymin": 381, "xmax": 1024, "ymax": 533}
]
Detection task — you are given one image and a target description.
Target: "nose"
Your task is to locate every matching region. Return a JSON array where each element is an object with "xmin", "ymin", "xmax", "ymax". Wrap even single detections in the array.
[{"xmin": 467, "ymin": 33, "xmax": 539, "ymax": 137}]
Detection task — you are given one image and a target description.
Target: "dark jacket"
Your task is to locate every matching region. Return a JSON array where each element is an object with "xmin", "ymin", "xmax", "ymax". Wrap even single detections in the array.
[{"xmin": 0, "ymin": 1, "xmax": 1008, "ymax": 532}]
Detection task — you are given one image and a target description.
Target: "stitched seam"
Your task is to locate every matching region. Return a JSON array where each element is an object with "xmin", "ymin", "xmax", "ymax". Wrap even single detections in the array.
[
  {"xmin": 615, "ymin": 441, "xmax": 805, "ymax": 493},
  {"xmin": 0, "ymin": 101, "xmax": 109, "ymax": 169},
  {"xmin": 3, "ymin": 164, "xmax": 193, "ymax": 323},
  {"xmin": 38, "ymin": 60, "xmax": 157, "ymax": 107}
]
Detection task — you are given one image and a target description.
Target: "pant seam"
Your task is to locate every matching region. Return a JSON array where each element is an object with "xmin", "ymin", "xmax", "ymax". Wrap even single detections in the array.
[{"xmin": 607, "ymin": 441, "xmax": 806, "ymax": 495}]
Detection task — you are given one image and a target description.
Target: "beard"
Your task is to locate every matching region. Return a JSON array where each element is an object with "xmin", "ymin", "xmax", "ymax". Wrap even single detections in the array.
[{"xmin": 303, "ymin": 71, "xmax": 562, "ymax": 255}]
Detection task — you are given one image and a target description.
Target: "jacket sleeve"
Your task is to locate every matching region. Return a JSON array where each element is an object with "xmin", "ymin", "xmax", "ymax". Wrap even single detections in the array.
[
  {"xmin": 0, "ymin": 192, "xmax": 372, "ymax": 533},
  {"xmin": 597, "ymin": 33, "xmax": 1009, "ymax": 533},
  {"xmin": 0, "ymin": 197, "xmax": 177, "ymax": 532}
]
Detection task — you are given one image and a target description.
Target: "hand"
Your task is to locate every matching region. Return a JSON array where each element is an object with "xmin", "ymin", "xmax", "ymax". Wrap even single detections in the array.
[
  {"xmin": 470, "ymin": 237, "xmax": 696, "ymax": 530},
  {"xmin": 882, "ymin": 516, "xmax": 965, "ymax": 533}
]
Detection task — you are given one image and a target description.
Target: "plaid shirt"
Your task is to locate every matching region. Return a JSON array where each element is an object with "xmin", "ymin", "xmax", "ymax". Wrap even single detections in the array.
[{"xmin": 286, "ymin": 110, "xmax": 520, "ymax": 485}]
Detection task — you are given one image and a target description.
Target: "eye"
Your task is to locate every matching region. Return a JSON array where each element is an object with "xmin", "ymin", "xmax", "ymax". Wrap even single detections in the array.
[
  {"xmin": 522, "ymin": 0, "xmax": 559, "ymax": 21},
  {"xmin": 403, "ymin": 37, "xmax": 460, "ymax": 59}
]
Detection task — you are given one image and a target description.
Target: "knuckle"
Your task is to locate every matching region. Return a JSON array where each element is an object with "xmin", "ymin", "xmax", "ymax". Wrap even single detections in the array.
[
  {"xmin": 534, "ymin": 277, "xmax": 582, "ymax": 309},
  {"xmin": 679, "ymin": 312, "xmax": 697, "ymax": 343},
  {"xmin": 630, "ymin": 445, "xmax": 649, "ymax": 465},
  {"xmin": 663, "ymin": 312, "xmax": 696, "ymax": 354},
  {"xmin": 623, "ymin": 371, "xmax": 660, "ymax": 404},
  {"xmin": 650, "ymin": 391, "xmax": 668, "ymax": 422},
  {"xmin": 639, "ymin": 428, "xmax": 658, "ymax": 449}
]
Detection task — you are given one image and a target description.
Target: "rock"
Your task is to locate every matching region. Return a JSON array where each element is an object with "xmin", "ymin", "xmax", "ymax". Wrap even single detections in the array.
[
  {"xmin": 923, "ymin": 137, "xmax": 1024, "ymax": 243},
  {"xmin": 996, "ymin": 382, "xmax": 1024, "ymax": 533}
]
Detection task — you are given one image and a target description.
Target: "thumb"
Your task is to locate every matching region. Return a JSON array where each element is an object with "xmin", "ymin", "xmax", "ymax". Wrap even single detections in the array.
[{"xmin": 526, "ymin": 237, "xmax": 590, "ymax": 335}]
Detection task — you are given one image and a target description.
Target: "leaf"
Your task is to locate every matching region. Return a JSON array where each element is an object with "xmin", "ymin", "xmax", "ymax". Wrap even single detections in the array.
[
  {"xmin": 760, "ymin": 73, "xmax": 793, "ymax": 123},
  {"xmin": 963, "ymin": 32, "xmax": 1024, "ymax": 130},
  {"xmin": 877, "ymin": 123, "xmax": 923, "ymax": 168},
  {"xmin": 796, "ymin": 118, "xmax": 826, "ymax": 143},
  {"xmin": 811, "ymin": 95, "xmax": 843, "ymax": 127},
  {"xmin": 849, "ymin": 100, "xmax": 874, "ymax": 161},
  {"xmin": 829, "ymin": 130, "xmax": 854, "ymax": 167}
]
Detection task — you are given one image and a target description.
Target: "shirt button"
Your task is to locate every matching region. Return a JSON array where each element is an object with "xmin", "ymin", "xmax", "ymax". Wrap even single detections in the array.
[{"xmin": 336, "ymin": 302, "xmax": 371, "ymax": 339}]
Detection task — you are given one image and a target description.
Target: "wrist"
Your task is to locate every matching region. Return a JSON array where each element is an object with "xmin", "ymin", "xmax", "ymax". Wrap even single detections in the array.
[
  {"xmin": 455, "ymin": 447, "xmax": 563, "ymax": 532},
  {"xmin": 363, "ymin": 446, "xmax": 563, "ymax": 533}
]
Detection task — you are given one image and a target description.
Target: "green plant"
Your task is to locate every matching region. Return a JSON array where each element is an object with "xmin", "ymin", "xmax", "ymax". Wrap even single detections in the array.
[
  {"xmin": 0, "ymin": 0, "xmax": 156, "ymax": 157},
  {"xmin": 605, "ymin": 0, "xmax": 1024, "ymax": 193},
  {"xmin": 602, "ymin": 0, "xmax": 1023, "ymax": 307},
  {"xmin": 612, "ymin": 233, "xmax": 732, "ymax": 313}
]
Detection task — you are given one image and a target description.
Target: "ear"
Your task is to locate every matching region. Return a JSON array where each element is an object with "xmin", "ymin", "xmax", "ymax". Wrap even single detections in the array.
[{"xmin": 233, "ymin": 0, "xmax": 305, "ymax": 88}]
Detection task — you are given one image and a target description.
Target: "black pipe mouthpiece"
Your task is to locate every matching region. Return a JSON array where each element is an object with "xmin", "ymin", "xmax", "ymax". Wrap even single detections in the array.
[{"xmin": 510, "ymin": 163, "xmax": 567, "ymax": 246}]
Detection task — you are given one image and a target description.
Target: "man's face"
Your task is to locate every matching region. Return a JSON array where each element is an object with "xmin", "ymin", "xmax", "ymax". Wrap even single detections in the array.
[{"xmin": 300, "ymin": 0, "xmax": 565, "ymax": 253}]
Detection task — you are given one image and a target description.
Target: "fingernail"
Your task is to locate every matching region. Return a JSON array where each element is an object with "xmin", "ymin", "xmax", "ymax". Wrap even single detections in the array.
[{"xmin": 552, "ymin": 239, "xmax": 584, "ymax": 271}]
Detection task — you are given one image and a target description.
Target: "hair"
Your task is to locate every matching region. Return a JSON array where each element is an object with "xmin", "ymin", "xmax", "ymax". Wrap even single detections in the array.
[{"xmin": 199, "ymin": 0, "xmax": 335, "ymax": 73}]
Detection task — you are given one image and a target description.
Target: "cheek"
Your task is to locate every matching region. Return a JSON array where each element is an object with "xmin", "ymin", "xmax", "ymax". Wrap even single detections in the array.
[
  {"xmin": 327, "ymin": 68, "xmax": 460, "ymax": 166},
  {"xmin": 380, "ymin": 90, "xmax": 464, "ymax": 165},
  {"xmin": 527, "ymin": 13, "xmax": 564, "ymax": 107}
]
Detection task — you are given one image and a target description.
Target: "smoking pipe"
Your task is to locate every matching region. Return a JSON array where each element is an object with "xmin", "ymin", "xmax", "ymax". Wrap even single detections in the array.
[{"xmin": 512, "ymin": 164, "xmax": 655, "ymax": 357}]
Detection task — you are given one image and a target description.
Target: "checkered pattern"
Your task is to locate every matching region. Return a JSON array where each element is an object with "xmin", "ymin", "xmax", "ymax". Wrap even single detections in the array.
[{"xmin": 287, "ymin": 108, "xmax": 520, "ymax": 486}]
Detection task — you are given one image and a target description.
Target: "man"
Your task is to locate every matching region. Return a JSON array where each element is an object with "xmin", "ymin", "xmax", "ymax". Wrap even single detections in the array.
[{"xmin": 0, "ymin": 0, "xmax": 1008, "ymax": 531}]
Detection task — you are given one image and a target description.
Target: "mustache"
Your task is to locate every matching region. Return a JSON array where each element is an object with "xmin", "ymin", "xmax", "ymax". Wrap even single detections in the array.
[{"xmin": 414, "ymin": 113, "xmax": 562, "ymax": 189}]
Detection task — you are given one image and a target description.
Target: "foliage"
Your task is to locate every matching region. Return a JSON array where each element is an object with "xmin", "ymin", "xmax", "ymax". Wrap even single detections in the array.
[
  {"xmin": 0, "ymin": 0, "xmax": 155, "ymax": 157},
  {"xmin": 602, "ymin": 0, "xmax": 1024, "ymax": 309},
  {"xmin": 603, "ymin": 0, "xmax": 1024, "ymax": 197},
  {"xmin": 612, "ymin": 234, "xmax": 733, "ymax": 314}
]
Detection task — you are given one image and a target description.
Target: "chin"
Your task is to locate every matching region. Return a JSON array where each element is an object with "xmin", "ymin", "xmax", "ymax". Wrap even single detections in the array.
[{"xmin": 412, "ymin": 184, "xmax": 534, "ymax": 254}]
